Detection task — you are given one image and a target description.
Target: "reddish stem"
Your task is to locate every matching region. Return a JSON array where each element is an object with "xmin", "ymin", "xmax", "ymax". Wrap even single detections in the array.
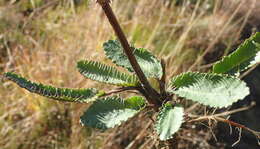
[{"xmin": 97, "ymin": 0, "xmax": 161, "ymax": 107}]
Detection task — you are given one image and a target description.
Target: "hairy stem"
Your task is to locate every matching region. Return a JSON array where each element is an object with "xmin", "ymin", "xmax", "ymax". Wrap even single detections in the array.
[{"xmin": 97, "ymin": 0, "xmax": 161, "ymax": 107}]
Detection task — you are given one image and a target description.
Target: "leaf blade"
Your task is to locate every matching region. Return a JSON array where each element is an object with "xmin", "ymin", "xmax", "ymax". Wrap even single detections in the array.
[
  {"xmin": 169, "ymin": 72, "xmax": 249, "ymax": 108},
  {"xmin": 213, "ymin": 32, "xmax": 260, "ymax": 75},
  {"xmin": 4, "ymin": 72, "xmax": 99, "ymax": 103},
  {"xmin": 77, "ymin": 60, "xmax": 139, "ymax": 87},
  {"xmin": 80, "ymin": 96, "xmax": 146, "ymax": 130},
  {"xmin": 155, "ymin": 104, "xmax": 184, "ymax": 141},
  {"xmin": 103, "ymin": 40, "xmax": 163, "ymax": 78}
]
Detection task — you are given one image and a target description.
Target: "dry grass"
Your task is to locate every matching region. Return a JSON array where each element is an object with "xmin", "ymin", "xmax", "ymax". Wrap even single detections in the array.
[{"xmin": 0, "ymin": 0, "xmax": 256, "ymax": 148}]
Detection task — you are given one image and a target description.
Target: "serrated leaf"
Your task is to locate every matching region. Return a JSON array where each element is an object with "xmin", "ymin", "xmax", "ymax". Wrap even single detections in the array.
[
  {"xmin": 80, "ymin": 96, "xmax": 146, "ymax": 130},
  {"xmin": 155, "ymin": 104, "xmax": 184, "ymax": 141},
  {"xmin": 4, "ymin": 72, "xmax": 99, "ymax": 103},
  {"xmin": 77, "ymin": 60, "xmax": 139, "ymax": 87},
  {"xmin": 103, "ymin": 40, "xmax": 163, "ymax": 78},
  {"xmin": 213, "ymin": 32, "xmax": 260, "ymax": 75},
  {"xmin": 169, "ymin": 72, "xmax": 249, "ymax": 108}
]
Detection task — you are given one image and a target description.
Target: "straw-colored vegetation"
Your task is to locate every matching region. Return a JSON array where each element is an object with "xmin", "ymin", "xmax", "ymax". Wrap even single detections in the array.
[{"xmin": 0, "ymin": 0, "xmax": 257, "ymax": 148}]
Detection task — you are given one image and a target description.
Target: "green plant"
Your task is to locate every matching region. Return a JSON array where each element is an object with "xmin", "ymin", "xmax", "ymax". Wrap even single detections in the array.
[{"xmin": 3, "ymin": 0, "xmax": 260, "ymax": 144}]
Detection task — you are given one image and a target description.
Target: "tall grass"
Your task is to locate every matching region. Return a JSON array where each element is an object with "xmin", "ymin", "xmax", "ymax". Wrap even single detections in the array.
[{"xmin": 0, "ymin": 0, "xmax": 255, "ymax": 148}]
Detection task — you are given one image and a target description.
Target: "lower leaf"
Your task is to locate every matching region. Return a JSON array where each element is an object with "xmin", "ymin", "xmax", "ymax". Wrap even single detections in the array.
[
  {"xmin": 4, "ymin": 72, "xmax": 99, "ymax": 103},
  {"xmin": 80, "ymin": 96, "xmax": 146, "ymax": 130},
  {"xmin": 155, "ymin": 104, "xmax": 184, "ymax": 141}
]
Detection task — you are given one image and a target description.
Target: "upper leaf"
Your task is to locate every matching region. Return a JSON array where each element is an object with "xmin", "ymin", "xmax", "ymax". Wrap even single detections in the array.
[
  {"xmin": 155, "ymin": 103, "xmax": 184, "ymax": 141},
  {"xmin": 80, "ymin": 96, "xmax": 146, "ymax": 130},
  {"xmin": 103, "ymin": 40, "xmax": 163, "ymax": 78},
  {"xmin": 77, "ymin": 60, "xmax": 139, "ymax": 87},
  {"xmin": 169, "ymin": 72, "xmax": 249, "ymax": 108},
  {"xmin": 4, "ymin": 72, "xmax": 99, "ymax": 103},
  {"xmin": 213, "ymin": 32, "xmax": 260, "ymax": 75}
]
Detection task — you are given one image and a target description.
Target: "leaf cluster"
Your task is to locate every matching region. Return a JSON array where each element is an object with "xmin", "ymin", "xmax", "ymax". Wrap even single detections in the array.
[{"xmin": 4, "ymin": 27, "xmax": 260, "ymax": 140}]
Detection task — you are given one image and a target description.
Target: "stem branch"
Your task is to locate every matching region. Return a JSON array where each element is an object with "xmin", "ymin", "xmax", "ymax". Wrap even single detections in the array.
[
  {"xmin": 188, "ymin": 103, "xmax": 260, "ymax": 140},
  {"xmin": 188, "ymin": 102, "xmax": 255, "ymax": 122},
  {"xmin": 100, "ymin": 86, "xmax": 140, "ymax": 97}
]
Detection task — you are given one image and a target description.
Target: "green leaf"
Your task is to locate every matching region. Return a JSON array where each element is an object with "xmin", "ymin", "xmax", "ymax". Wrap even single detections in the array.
[
  {"xmin": 4, "ymin": 72, "xmax": 99, "ymax": 103},
  {"xmin": 80, "ymin": 96, "xmax": 146, "ymax": 130},
  {"xmin": 213, "ymin": 32, "xmax": 260, "ymax": 75},
  {"xmin": 77, "ymin": 60, "xmax": 139, "ymax": 87},
  {"xmin": 155, "ymin": 103, "xmax": 184, "ymax": 141},
  {"xmin": 103, "ymin": 40, "xmax": 163, "ymax": 78},
  {"xmin": 169, "ymin": 72, "xmax": 249, "ymax": 108}
]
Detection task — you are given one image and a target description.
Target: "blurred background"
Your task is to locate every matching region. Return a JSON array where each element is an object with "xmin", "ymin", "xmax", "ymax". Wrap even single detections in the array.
[{"xmin": 0, "ymin": 0, "xmax": 259, "ymax": 148}]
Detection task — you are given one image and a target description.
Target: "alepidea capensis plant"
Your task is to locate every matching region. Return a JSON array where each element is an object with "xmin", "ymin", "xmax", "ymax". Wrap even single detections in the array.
[{"xmin": 3, "ymin": 0, "xmax": 260, "ymax": 143}]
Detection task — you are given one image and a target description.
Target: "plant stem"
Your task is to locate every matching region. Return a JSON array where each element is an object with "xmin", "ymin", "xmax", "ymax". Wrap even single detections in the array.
[{"xmin": 97, "ymin": 0, "xmax": 161, "ymax": 107}]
